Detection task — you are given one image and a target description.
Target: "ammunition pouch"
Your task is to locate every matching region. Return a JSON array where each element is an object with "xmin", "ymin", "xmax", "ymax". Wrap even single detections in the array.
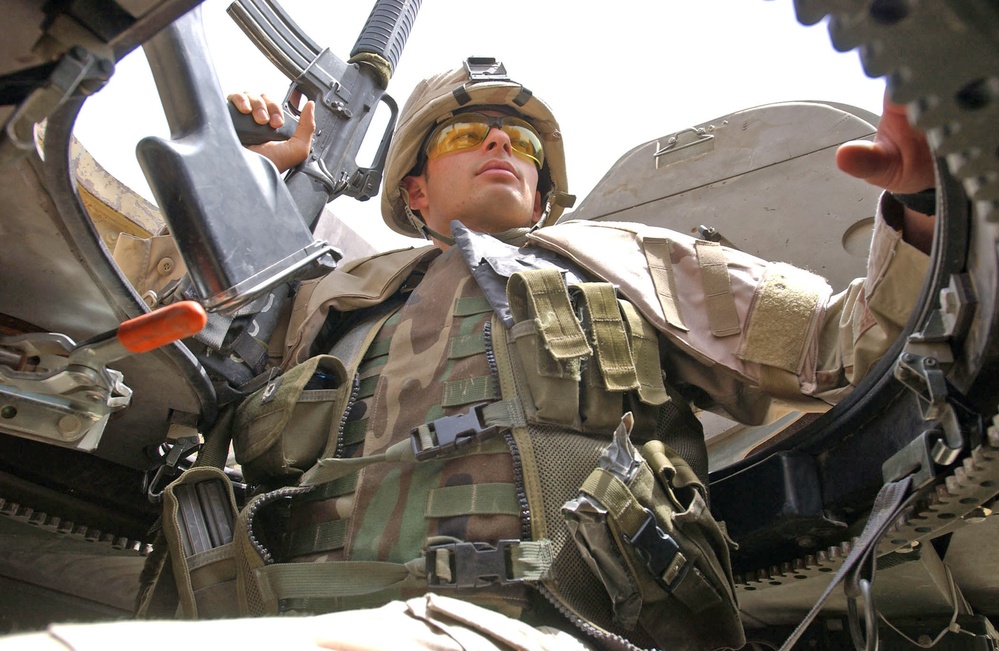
[
  {"xmin": 506, "ymin": 269, "xmax": 670, "ymax": 434},
  {"xmin": 233, "ymin": 355, "xmax": 348, "ymax": 485},
  {"xmin": 563, "ymin": 416, "xmax": 743, "ymax": 651},
  {"xmin": 161, "ymin": 466, "xmax": 239, "ymax": 618}
]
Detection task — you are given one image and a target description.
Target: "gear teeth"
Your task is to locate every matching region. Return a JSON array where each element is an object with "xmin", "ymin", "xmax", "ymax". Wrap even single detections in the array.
[
  {"xmin": 1, "ymin": 497, "xmax": 149, "ymax": 556},
  {"xmin": 738, "ymin": 0, "xmax": 999, "ymax": 593},
  {"xmin": 793, "ymin": 0, "xmax": 999, "ymax": 217}
]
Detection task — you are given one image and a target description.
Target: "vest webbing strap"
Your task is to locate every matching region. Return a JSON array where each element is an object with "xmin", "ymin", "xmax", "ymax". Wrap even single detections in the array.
[
  {"xmin": 282, "ymin": 519, "xmax": 347, "ymax": 558},
  {"xmin": 454, "ymin": 295, "xmax": 493, "ymax": 316},
  {"xmin": 442, "ymin": 376, "xmax": 500, "ymax": 407},
  {"xmin": 301, "ymin": 439, "xmax": 414, "ymax": 486},
  {"xmin": 619, "ymin": 301, "xmax": 669, "ymax": 406},
  {"xmin": 449, "ymin": 331, "xmax": 488, "ymax": 359},
  {"xmin": 256, "ymin": 557, "xmax": 426, "ymax": 602},
  {"xmin": 582, "ymin": 468, "xmax": 649, "ymax": 534},
  {"xmin": 429, "ymin": 540, "xmax": 553, "ymax": 586},
  {"xmin": 357, "ymin": 374, "xmax": 379, "ymax": 400},
  {"xmin": 304, "ymin": 398, "xmax": 524, "ymax": 487},
  {"xmin": 641, "ymin": 440, "xmax": 703, "ymax": 498},
  {"xmin": 299, "ymin": 474, "xmax": 358, "ymax": 502},
  {"xmin": 507, "ymin": 269, "xmax": 591, "ymax": 360},
  {"xmin": 694, "ymin": 240, "xmax": 742, "ymax": 337},
  {"xmin": 481, "ymin": 398, "xmax": 528, "ymax": 430},
  {"xmin": 581, "ymin": 468, "xmax": 722, "ymax": 615},
  {"xmin": 365, "ymin": 337, "xmax": 392, "ymax": 359},
  {"xmin": 575, "ymin": 282, "xmax": 639, "ymax": 392},
  {"xmin": 642, "ymin": 237, "xmax": 688, "ymax": 331},
  {"xmin": 257, "ymin": 540, "xmax": 553, "ymax": 602},
  {"xmin": 341, "ymin": 418, "xmax": 367, "ymax": 446},
  {"xmin": 425, "ymin": 482, "xmax": 520, "ymax": 518}
]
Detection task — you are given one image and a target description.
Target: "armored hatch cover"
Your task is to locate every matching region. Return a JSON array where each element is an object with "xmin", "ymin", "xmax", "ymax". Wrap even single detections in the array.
[{"xmin": 561, "ymin": 100, "xmax": 881, "ymax": 292}]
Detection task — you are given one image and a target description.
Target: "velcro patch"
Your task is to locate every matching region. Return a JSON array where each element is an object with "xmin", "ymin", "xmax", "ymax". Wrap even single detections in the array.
[{"xmin": 739, "ymin": 263, "xmax": 827, "ymax": 374}]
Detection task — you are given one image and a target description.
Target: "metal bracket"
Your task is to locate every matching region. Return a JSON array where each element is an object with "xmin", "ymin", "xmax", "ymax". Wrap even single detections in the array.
[
  {"xmin": 0, "ymin": 332, "xmax": 133, "ymax": 449},
  {"xmin": 0, "ymin": 46, "xmax": 114, "ymax": 162},
  {"xmin": 462, "ymin": 56, "xmax": 509, "ymax": 82},
  {"xmin": 654, "ymin": 126, "xmax": 715, "ymax": 168},
  {"xmin": 144, "ymin": 435, "xmax": 202, "ymax": 503},
  {"xmin": 882, "ymin": 431, "xmax": 939, "ymax": 488},
  {"xmin": 908, "ymin": 274, "xmax": 976, "ymax": 345},
  {"xmin": 894, "ymin": 349, "xmax": 965, "ymax": 466}
]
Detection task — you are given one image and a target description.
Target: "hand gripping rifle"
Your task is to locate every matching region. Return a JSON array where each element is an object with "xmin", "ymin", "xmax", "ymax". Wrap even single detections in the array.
[{"xmin": 227, "ymin": 0, "xmax": 421, "ymax": 230}]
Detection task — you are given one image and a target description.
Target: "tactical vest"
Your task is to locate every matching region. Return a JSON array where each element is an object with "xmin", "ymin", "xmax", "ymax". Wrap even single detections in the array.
[{"xmin": 161, "ymin": 246, "xmax": 744, "ymax": 651}]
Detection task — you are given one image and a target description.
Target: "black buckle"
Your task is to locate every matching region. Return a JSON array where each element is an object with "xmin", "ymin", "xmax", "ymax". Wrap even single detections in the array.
[
  {"xmin": 426, "ymin": 540, "xmax": 521, "ymax": 589},
  {"xmin": 143, "ymin": 435, "xmax": 201, "ymax": 503},
  {"xmin": 410, "ymin": 403, "xmax": 498, "ymax": 460},
  {"xmin": 625, "ymin": 509, "xmax": 689, "ymax": 592}
]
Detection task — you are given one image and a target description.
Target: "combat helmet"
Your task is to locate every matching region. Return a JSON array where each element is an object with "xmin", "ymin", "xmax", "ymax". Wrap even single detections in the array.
[{"xmin": 381, "ymin": 56, "xmax": 575, "ymax": 239}]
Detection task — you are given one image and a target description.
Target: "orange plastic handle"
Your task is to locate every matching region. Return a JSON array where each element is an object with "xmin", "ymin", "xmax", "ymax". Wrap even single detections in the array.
[{"xmin": 117, "ymin": 301, "xmax": 208, "ymax": 353}]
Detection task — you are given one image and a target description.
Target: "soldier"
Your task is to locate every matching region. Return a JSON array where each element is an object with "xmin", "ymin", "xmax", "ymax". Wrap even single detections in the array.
[
  {"xmin": 171, "ymin": 59, "xmax": 934, "ymax": 650},
  {"xmin": 3, "ymin": 61, "xmax": 934, "ymax": 651}
]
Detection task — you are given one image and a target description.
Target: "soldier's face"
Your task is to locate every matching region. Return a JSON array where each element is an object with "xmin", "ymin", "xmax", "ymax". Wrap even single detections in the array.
[{"xmin": 402, "ymin": 110, "xmax": 542, "ymax": 248}]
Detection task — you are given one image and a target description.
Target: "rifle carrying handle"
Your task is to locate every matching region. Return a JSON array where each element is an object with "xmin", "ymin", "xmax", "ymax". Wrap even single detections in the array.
[
  {"xmin": 227, "ymin": 101, "xmax": 298, "ymax": 146},
  {"xmin": 350, "ymin": 0, "xmax": 422, "ymax": 77}
]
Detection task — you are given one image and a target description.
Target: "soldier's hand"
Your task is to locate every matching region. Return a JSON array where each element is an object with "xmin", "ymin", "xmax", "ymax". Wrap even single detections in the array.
[
  {"xmin": 835, "ymin": 90, "xmax": 935, "ymax": 196},
  {"xmin": 836, "ymin": 89, "xmax": 936, "ymax": 252},
  {"xmin": 227, "ymin": 91, "xmax": 316, "ymax": 173}
]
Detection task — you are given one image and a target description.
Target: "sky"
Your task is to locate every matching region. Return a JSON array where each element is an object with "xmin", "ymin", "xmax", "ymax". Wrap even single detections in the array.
[{"xmin": 73, "ymin": 0, "xmax": 887, "ymax": 251}]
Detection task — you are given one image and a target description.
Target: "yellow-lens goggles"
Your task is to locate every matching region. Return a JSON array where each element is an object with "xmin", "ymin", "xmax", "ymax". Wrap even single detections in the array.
[{"xmin": 424, "ymin": 113, "xmax": 545, "ymax": 168}]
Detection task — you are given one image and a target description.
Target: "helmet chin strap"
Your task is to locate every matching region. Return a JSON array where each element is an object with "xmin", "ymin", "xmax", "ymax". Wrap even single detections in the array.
[
  {"xmin": 400, "ymin": 187, "xmax": 551, "ymax": 248},
  {"xmin": 402, "ymin": 199, "xmax": 456, "ymax": 246}
]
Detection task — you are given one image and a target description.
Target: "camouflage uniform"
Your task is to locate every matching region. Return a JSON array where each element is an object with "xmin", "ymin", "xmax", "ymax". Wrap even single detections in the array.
[
  {"xmin": 139, "ymin": 59, "xmax": 930, "ymax": 651},
  {"xmin": 180, "ymin": 185, "xmax": 925, "ymax": 651}
]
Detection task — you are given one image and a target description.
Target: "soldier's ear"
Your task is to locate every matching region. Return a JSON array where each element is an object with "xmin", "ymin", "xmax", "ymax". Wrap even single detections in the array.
[
  {"xmin": 402, "ymin": 175, "xmax": 429, "ymax": 213},
  {"xmin": 531, "ymin": 190, "xmax": 542, "ymax": 225}
]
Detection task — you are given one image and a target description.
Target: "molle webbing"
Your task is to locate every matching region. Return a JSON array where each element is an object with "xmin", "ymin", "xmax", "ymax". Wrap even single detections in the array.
[
  {"xmin": 620, "ymin": 301, "xmax": 669, "ymax": 406},
  {"xmin": 261, "ymin": 263, "xmax": 528, "ymax": 617},
  {"xmin": 642, "ymin": 237, "xmax": 688, "ymax": 331},
  {"xmin": 507, "ymin": 269, "xmax": 591, "ymax": 361},
  {"xmin": 573, "ymin": 282, "xmax": 639, "ymax": 393},
  {"xmin": 425, "ymin": 483, "xmax": 521, "ymax": 518},
  {"xmin": 505, "ymin": 268, "xmax": 671, "ymax": 433},
  {"xmin": 694, "ymin": 240, "xmax": 741, "ymax": 337}
]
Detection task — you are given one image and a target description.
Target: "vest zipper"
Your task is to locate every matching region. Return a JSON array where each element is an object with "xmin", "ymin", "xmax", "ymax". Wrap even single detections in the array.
[
  {"xmin": 485, "ymin": 320, "xmax": 532, "ymax": 541},
  {"xmin": 245, "ymin": 485, "xmax": 316, "ymax": 564},
  {"xmin": 537, "ymin": 583, "xmax": 649, "ymax": 651},
  {"xmin": 334, "ymin": 373, "xmax": 361, "ymax": 459}
]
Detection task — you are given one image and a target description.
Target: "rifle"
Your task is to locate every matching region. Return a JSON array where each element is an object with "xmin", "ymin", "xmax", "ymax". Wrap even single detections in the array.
[{"xmin": 228, "ymin": 0, "xmax": 421, "ymax": 231}]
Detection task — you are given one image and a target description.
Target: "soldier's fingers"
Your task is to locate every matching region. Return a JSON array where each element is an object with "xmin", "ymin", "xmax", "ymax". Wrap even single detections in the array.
[
  {"xmin": 260, "ymin": 93, "xmax": 284, "ymax": 128},
  {"xmin": 226, "ymin": 92, "xmax": 252, "ymax": 115},
  {"xmin": 835, "ymin": 140, "xmax": 896, "ymax": 188},
  {"xmin": 295, "ymin": 101, "xmax": 317, "ymax": 141},
  {"xmin": 237, "ymin": 94, "xmax": 270, "ymax": 125}
]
